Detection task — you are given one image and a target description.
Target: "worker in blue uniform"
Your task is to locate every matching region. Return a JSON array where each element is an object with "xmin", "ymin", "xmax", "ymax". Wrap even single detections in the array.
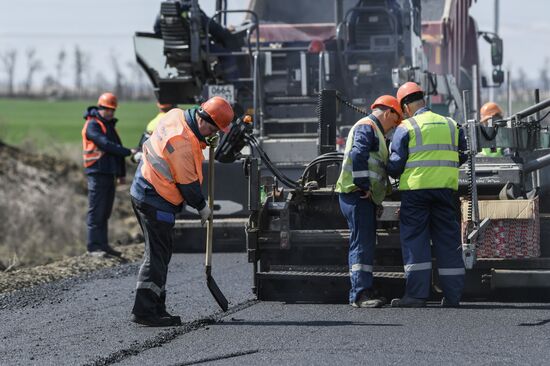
[
  {"xmin": 387, "ymin": 82, "xmax": 468, "ymax": 307},
  {"xmin": 81, "ymin": 92, "xmax": 136, "ymax": 257},
  {"xmin": 335, "ymin": 95, "xmax": 403, "ymax": 308}
]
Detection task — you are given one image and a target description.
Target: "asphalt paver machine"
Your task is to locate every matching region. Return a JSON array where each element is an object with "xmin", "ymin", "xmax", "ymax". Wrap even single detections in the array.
[
  {"xmin": 133, "ymin": 0, "xmax": 430, "ymax": 251},
  {"xmin": 215, "ymin": 90, "xmax": 550, "ymax": 303}
]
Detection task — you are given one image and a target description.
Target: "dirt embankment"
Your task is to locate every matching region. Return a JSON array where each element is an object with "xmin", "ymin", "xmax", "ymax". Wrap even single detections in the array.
[{"xmin": 0, "ymin": 140, "xmax": 142, "ymax": 270}]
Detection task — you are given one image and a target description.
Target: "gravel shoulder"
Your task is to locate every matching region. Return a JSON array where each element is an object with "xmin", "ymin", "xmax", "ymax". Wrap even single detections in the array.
[{"xmin": 0, "ymin": 244, "xmax": 144, "ymax": 295}]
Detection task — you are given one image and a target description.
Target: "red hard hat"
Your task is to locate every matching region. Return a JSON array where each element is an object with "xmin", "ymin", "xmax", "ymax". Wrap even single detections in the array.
[
  {"xmin": 480, "ymin": 102, "xmax": 504, "ymax": 123},
  {"xmin": 396, "ymin": 82, "xmax": 424, "ymax": 107},
  {"xmin": 199, "ymin": 96, "xmax": 234, "ymax": 133},
  {"xmin": 371, "ymin": 95, "xmax": 403, "ymax": 122},
  {"xmin": 97, "ymin": 92, "xmax": 118, "ymax": 110}
]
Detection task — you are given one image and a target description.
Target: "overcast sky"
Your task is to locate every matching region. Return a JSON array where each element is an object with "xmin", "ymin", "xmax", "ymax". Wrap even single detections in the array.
[{"xmin": 0, "ymin": 0, "xmax": 548, "ymax": 90}]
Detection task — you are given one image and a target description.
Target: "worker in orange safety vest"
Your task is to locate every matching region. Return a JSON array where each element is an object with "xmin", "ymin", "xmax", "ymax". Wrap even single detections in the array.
[
  {"xmin": 129, "ymin": 96, "xmax": 234, "ymax": 327},
  {"xmin": 82, "ymin": 92, "xmax": 136, "ymax": 257}
]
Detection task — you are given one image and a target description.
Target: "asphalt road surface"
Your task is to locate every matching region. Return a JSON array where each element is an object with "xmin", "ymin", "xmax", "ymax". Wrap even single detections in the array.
[{"xmin": 2, "ymin": 253, "xmax": 550, "ymax": 366}]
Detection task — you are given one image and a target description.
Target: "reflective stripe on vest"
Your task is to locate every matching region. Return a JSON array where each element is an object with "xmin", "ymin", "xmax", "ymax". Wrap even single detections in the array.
[
  {"xmin": 141, "ymin": 109, "xmax": 204, "ymax": 206},
  {"xmin": 398, "ymin": 111, "xmax": 460, "ymax": 191},
  {"xmin": 81, "ymin": 117, "xmax": 107, "ymax": 168},
  {"xmin": 335, "ymin": 117, "xmax": 389, "ymax": 205},
  {"xmin": 143, "ymin": 139, "xmax": 174, "ymax": 182}
]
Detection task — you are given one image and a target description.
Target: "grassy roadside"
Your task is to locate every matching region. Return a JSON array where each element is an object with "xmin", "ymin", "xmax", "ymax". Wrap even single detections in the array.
[{"xmin": 0, "ymin": 99, "xmax": 157, "ymax": 150}]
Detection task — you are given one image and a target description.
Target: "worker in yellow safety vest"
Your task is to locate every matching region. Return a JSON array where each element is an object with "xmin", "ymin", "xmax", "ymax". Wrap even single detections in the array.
[
  {"xmin": 133, "ymin": 102, "xmax": 177, "ymax": 163},
  {"xmin": 387, "ymin": 82, "xmax": 468, "ymax": 308},
  {"xmin": 335, "ymin": 95, "xmax": 402, "ymax": 308}
]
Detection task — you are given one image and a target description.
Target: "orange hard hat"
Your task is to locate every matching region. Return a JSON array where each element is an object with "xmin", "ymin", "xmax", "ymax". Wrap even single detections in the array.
[
  {"xmin": 396, "ymin": 82, "xmax": 424, "ymax": 107},
  {"xmin": 480, "ymin": 102, "xmax": 504, "ymax": 123},
  {"xmin": 97, "ymin": 92, "xmax": 118, "ymax": 110},
  {"xmin": 198, "ymin": 96, "xmax": 234, "ymax": 133},
  {"xmin": 371, "ymin": 95, "xmax": 403, "ymax": 121}
]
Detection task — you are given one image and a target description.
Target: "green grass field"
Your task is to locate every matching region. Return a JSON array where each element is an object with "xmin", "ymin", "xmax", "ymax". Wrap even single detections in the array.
[{"xmin": 0, "ymin": 99, "xmax": 172, "ymax": 150}]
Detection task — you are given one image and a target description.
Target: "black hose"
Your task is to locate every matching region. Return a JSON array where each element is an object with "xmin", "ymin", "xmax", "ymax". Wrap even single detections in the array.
[
  {"xmin": 245, "ymin": 136, "xmax": 298, "ymax": 188},
  {"xmin": 479, "ymin": 125, "xmax": 498, "ymax": 141}
]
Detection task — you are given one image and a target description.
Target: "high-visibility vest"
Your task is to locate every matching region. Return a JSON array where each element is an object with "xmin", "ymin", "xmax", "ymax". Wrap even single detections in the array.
[
  {"xmin": 398, "ymin": 110, "xmax": 460, "ymax": 191},
  {"xmin": 481, "ymin": 147, "xmax": 503, "ymax": 157},
  {"xmin": 141, "ymin": 109, "xmax": 205, "ymax": 206},
  {"xmin": 335, "ymin": 117, "xmax": 390, "ymax": 205},
  {"xmin": 146, "ymin": 112, "xmax": 166, "ymax": 134},
  {"xmin": 81, "ymin": 117, "xmax": 107, "ymax": 168}
]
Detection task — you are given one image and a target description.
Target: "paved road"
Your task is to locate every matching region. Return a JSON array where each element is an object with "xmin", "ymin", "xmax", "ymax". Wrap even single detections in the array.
[{"xmin": 2, "ymin": 253, "xmax": 550, "ymax": 365}]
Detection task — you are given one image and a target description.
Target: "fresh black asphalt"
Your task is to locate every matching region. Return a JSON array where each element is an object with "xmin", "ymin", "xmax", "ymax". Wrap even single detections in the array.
[{"xmin": 2, "ymin": 253, "xmax": 550, "ymax": 365}]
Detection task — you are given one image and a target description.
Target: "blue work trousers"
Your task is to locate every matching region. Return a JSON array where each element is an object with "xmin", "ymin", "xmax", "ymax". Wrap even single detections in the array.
[
  {"xmin": 131, "ymin": 197, "xmax": 176, "ymax": 317},
  {"xmin": 339, "ymin": 191, "xmax": 377, "ymax": 303},
  {"xmin": 400, "ymin": 189, "xmax": 465, "ymax": 303},
  {"xmin": 86, "ymin": 173, "xmax": 116, "ymax": 252}
]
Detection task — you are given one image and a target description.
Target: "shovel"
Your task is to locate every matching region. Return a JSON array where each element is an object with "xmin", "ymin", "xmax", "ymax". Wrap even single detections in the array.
[{"xmin": 205, "ymin": 141, "xmax": 229, "ymax": 311}]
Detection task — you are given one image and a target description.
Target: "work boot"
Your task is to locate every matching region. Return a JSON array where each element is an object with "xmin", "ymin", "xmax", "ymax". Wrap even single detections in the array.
[
  {"xmin": 390, "ymin": 296, "xmax": 426, "ymax": 308},
  {"xmin": 87, "ymin": 250, "xmax": 108, "ymax": 258},
  {"xmin": 440, "ymin": 297, "xmax": 460, "ymax": 308},
  {"xmin": 103, "ymin": 245, "xmax": 122, "ymax": 257},
  {"xmin": 351, "ymin": 290, "xmax": 386, "ymax": 308},
  {"xmin": 131, "ymin": 314, "xmax": 182, "ymax": 327},
  {"xmin": 160, "ymin": 310, "xmax": 182, "ymax": 324}
]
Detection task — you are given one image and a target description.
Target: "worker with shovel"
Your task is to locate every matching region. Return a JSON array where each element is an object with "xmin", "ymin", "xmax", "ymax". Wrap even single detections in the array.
[{"xmin": 129, "ymin": 97, "xmax": 234, "ymax": 327}]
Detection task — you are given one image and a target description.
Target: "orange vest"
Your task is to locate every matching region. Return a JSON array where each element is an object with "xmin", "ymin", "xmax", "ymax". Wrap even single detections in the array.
[
  {"xmin": 141, "ymin": 109, "xmax": 206, "ymax": 206},
  {"xmin": 81, "ymin": 117, "xmax": 107, "ymax": 168}
]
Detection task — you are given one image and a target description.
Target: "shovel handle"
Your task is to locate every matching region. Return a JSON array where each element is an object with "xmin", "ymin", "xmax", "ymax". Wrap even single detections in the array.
[{"xmin": 205, "ymin": 144, "xmax": 215, "ymax": 267}]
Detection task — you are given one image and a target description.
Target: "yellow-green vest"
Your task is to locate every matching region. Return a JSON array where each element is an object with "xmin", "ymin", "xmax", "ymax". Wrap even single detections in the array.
[
  {"xmin": 398, "ymin": 111, "xmax": 459, "ymax": 191},
  {"xmin": 146, "ymin": 112, "xmax": 166, "ymax": 134},
  {"xmin": 335, "ymin": 117, "xmax": 389, "ymax": 205},
  {"xmin": 481, "ymin": 147, "xmax": 503, "ymax": 157}
]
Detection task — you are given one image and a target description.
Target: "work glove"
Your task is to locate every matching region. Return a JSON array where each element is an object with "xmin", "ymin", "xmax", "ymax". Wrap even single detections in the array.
[
  {"xmin": 206, "ymin": 134, "xmax": 220, "ymax": 147},
  {"xmin": 132, "ymin": 151, "xmax": 143, "ymax": 163},
  {"xmin": 199, "ymin": 205, "xmax": 212, "ymax": 226},
  {"xmin": 359, "ymin": 190, "xmax": 372, "ymax": 200}
]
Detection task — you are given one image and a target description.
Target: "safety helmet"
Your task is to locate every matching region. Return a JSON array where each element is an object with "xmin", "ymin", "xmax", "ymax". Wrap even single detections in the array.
[
  {"xmin": 371, "ymin": 95, "xmax": 403, "ymax": 121},
  {"xmin": 198, "ymin": 96, "xmax": 234, "ymax": 133},
  {"xmin": 97, "ymin": 92, "xmax": 118, "ymax": 110},
  {"xmin": 156, "ymin": 102, "xmax": 175, "ymax": 111},
  {"xmin": 396, "ymin": 82, "xmax": 424, "ymax": 108},
  {"xmin": 480, "ymin": 102, "xmax": 504, "ymax": 123}
]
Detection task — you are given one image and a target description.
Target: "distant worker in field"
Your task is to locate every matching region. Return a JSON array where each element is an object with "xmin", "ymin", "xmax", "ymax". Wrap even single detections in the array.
[
  {"xmin": 479, "ymin": 102, "xmax": 505, "ymax": 157},
  {"xmin": 82, "ymin": 92, "xmax": 136, "ymax": 257},
  {"xmin": 335, "ymin": 95, "xmax": 402, "ymax": 308},
  {"xmin": 387, "ymin": 82, "xmax": 468, "ymax": 308},
  {"xmin": 133, "ymin": 102, "xmax": 177, "ymax": 163},
  {"xmin": 129, "ymin": 96, "xmax": 234, "ymax": 327}
]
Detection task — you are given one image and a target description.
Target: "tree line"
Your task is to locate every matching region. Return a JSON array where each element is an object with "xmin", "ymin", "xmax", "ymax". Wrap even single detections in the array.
[
  {"xmin": 0, "ymin": 46, "xmax": 153, "ymax": 100},
  {"xmin": 1, "ymin": 46, "xmax": 548, "ymax": 107}
]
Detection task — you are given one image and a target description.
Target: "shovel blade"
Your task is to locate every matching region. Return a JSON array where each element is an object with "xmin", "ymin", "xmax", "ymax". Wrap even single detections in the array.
[{"xmin": 207, "ymin": 274, "xmax": 229, "ymax": 311}]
